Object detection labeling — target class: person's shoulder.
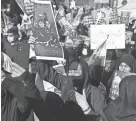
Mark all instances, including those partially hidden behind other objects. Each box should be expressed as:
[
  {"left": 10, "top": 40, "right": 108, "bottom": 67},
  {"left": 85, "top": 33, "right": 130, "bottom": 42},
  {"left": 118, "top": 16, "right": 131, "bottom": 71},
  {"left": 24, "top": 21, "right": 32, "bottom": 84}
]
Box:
[
  {"left": 2, "top": 37, "right": 12, "bottom": 50},
  {"left": 20, "top": 37, "right": 30, "bottom": 46},
  {"left": 2, "top": 35, "right": 8, "bottom": 43}
]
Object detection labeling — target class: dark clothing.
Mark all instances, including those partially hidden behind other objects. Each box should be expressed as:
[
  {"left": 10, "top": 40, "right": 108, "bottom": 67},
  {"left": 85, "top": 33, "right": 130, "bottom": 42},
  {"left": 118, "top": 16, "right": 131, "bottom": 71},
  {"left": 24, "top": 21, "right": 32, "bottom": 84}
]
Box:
[
  {"left": 89, "top": 65, "right": 104, "bottom": 87},
  {"left": 1, "top": 86, "right": 18, "bottom": 121},
  {"left": 3, "top": 37, "right": 30, "bottom": 70},
  {"left": 1, "top": 85, "right": 34, "bottom": 121},
  {"left": 73, "top": 58, "right": 90, "bottom": 89},
  {"left": 116, "top": 54, "right": 136, "bottom": 73},
  {"left": 63, "top": 101, "right": 85, "bottom": 121},
  {"left": 104, "top": 75, "right": 136, "bottom": 121},
  {"left": 2, "top": 68, "right": 100, "bottom": 121},
  {"left": 102, "top": 70, "right": 113, "bottom": 92},
  {"left": 89, "top": 50, "right": 117, "bottom": 88},
  {"left": 107, "top": 54, "right": 136, "bottom": 99},
  {"left": 2, "top": 71, "right": 30, "bottom": 113},
  {"left": 37, "top": 58, "right": 90, "bottom": 95},
  {"left": 2, "top": 70, "right": 66, "bottom": 121},
  {"left": 108, "top": 54, "right": 136, "bottom": 84},
  {"left": 85, "top": 84, "right": 106, "bottom": 117},
  {"left": 37, "top": 60, "right": 73, "bottom": 91},
  {"left": 9, "top": 0, "right": 23, "bottom": 24}
]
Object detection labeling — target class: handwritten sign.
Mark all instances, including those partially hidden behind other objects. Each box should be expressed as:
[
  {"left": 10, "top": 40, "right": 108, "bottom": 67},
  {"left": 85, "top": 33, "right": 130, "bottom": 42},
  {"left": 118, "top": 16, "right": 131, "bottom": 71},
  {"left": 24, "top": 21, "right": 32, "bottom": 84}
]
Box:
[
  {"left": 90, "top": 24, "right": 125, "bottom": 49},
  {"left": 33, "top": 0, "right": 64, "bottom": 60}
]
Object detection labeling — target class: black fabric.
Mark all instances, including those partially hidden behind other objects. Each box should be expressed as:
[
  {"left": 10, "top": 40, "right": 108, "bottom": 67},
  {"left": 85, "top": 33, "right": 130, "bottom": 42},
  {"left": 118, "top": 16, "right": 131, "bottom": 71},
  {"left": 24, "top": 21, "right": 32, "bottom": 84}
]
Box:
[
  {"left": 1, "top": 34, "right": 5, "bottom": 53},
  {"left": 64, "top": 101, "right": 85, "bottom": 121},
  {"left": 102, "top": 70, "right": 113, "bottom": 92},
  {"left": 27, "top": 91, "right": 65, "bottom": 121},
  {"left": 107, "top": 54, "right": 136, "bottom": 100},
  {"left": 1, "top": 85, "right": 34, "bottom": 121},
  {"left": 85, "top": 84, "right": 106, "bottom": 117},
  {"left": 116, "top": 54, "right": 136, "bottom": 73},
  {"left": 3, "top": 38, "right": 30, "bottom": 70},
  {"left": 104, "top": 75, "right": 136, "bottom": 121},
  {"left": 2, "top": 70, "right": 65, "bottom": 121},
  {"left": 41, "top": 91, "right": 64, "bottom": 121},
  {"left": 38, "top": 58, "right": 90, "bottom": 94},
  {"left": 9, "top": 0, "right": 23, "bottom": 24},
  {"left": 7, "top": 26, "right": 18, "bottom": 34},
  {"left": 37, "top": 57, "right": 90, "bottom": 96},
  {"left": 61, "top": 79, "right": 76, "bottom": 103},
  {"left": 2, "top": 78, "right": 29, "bottom": 113},
  {"left": 89, "top": 65, "right": 104, "bottom": 87},
  {"left": 37, "top": 60, "right": 73, "bottom": 91},
  {"left": 65, "top": 58, "right": 90, "bottom": 92},
  {"left": 64, "top": 101, "right": 99, "bottom": 121},
  {"left": 1, "top": 86, "right": 18, "bottom": 121},
  {"left": 17, "top": 108, "right": 34, "bottom": 121},
  {"left": 2, "top": 70, "right": 99, "bottom": 121},
  {"left": 76, "top": 23, "right": 88, "bottom": 36},
  {"left": 64, "top": 59, "right": 84, "bottom": 94}
]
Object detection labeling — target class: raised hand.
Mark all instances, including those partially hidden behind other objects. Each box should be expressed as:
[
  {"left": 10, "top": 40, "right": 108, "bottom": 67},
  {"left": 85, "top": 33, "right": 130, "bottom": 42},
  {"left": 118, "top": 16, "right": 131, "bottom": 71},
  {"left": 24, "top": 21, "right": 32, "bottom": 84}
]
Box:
[
  {"left": 75, "top": 89, "right": 91, "bottom": 114},
  {"left": 28, "top": 35, "right": 36, "bottom": 44}
]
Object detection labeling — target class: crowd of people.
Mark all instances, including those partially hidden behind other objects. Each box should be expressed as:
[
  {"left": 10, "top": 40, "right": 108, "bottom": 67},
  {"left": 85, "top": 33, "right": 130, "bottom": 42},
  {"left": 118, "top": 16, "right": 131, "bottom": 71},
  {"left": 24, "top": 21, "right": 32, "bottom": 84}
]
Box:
[{"left": 1, "top": 0, "right": 136, "bottom": 121}]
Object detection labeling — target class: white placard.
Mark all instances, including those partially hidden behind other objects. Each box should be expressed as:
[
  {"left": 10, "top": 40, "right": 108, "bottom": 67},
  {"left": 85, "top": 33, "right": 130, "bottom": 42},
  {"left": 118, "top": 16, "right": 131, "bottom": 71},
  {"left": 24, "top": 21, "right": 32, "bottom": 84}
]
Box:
[{"left": 90, "top": 24, "right": 125, "bottom": 49}]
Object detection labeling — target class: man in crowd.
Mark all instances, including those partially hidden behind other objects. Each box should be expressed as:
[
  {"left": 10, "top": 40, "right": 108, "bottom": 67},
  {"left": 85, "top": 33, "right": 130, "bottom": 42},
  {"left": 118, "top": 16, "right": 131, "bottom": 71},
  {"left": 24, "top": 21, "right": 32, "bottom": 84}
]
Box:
[
  {"left": 2, "top": 23, "right": 64, "bottom": 121},
  {"left": 3, "top": 25, "right": 30, "bottom": 70}
]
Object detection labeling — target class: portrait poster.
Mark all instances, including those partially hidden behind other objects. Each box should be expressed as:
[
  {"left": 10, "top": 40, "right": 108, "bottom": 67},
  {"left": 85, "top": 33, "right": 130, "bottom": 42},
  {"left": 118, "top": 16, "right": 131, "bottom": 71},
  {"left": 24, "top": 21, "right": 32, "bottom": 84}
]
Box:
[
  {"left": 90, "top": 24, "right": 125, "bottom": 49},
  {"left": 33, "top": 0, "right": 64, "bottom": 61}
]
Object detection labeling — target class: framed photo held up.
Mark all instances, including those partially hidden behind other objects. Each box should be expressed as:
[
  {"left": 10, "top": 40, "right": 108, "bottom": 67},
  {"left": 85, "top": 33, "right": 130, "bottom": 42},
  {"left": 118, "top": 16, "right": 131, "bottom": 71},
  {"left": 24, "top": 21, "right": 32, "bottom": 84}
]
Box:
[{"left": 33, "top": 0, "right": 64, "bottom": 61}]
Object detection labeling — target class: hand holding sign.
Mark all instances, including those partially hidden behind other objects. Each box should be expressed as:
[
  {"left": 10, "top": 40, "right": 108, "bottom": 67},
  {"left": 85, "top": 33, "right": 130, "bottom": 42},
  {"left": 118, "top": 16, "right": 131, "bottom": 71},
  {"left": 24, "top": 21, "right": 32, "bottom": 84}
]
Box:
[{"left": 28, "top": 35, "right": 36, "bottom": 44}]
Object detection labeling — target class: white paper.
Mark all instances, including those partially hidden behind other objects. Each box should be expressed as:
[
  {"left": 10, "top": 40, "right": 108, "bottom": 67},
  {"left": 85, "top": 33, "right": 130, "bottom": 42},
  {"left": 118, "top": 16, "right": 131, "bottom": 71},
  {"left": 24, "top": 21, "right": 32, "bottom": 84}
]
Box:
[{"left": 90, "top": 24, "right": 125, "bottom": 49}]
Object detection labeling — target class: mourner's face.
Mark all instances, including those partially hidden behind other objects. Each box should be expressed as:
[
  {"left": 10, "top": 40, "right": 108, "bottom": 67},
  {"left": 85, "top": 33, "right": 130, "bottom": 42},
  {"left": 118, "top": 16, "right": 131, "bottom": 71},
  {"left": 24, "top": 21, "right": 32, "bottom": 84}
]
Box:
[
  {"left": 38, "top": 21, "right": 44, "bottom": 28},
  {"left": 31, "top": 60, "right": 37, "bottom": 74},
  {"left": 119, "top": 62, "right": 131, "bottom": 73},
  {"left": 7, "top": 33, "right": 17, "bottom": 43}
]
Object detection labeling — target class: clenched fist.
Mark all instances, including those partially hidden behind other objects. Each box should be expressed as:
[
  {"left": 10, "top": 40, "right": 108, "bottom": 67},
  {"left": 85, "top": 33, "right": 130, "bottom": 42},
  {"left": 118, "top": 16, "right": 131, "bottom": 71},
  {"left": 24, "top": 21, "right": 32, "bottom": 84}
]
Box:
[{"left": 28, "top": 35, "right": 36, "bottom": 44}]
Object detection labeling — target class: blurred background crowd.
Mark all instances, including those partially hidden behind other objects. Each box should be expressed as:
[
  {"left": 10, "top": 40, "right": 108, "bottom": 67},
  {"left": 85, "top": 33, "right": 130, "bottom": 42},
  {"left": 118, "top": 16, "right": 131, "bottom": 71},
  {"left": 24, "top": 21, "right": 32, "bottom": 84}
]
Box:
[{"left": 1, "top": 0, "right": 136, "bottom": 121}]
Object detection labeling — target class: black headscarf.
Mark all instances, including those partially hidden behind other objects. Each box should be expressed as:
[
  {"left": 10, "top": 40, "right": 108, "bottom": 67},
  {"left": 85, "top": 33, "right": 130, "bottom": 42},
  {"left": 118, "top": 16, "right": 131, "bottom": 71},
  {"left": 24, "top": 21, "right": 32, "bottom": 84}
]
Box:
[
  {"left": 108, "top": 54, "right": 136, "bottom": 92},
  {"left": 104, "top": 75, "right": 136, "bottom": 121},
  {"left": 64, "top": 58, "right": 90, "bottom": 94},
  {"left": 116, "top": 54, "right": 136, "bottom": 73}
]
